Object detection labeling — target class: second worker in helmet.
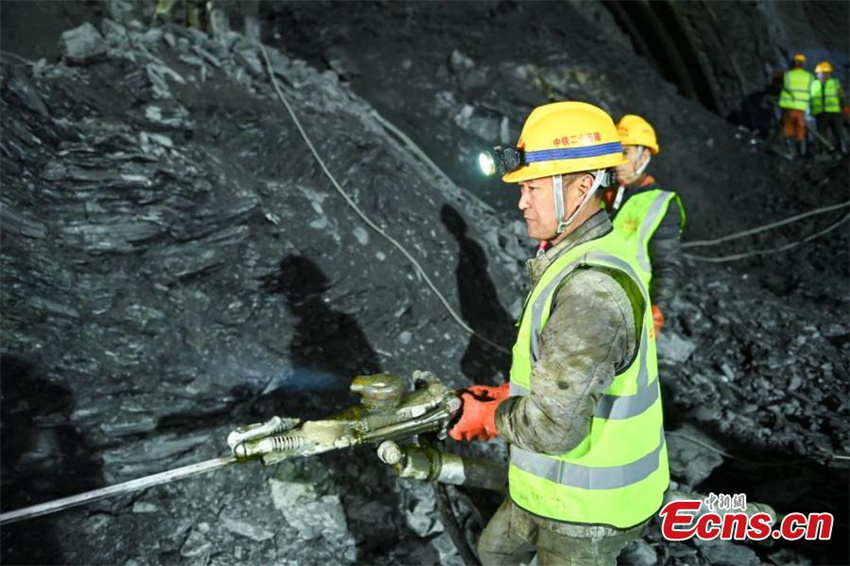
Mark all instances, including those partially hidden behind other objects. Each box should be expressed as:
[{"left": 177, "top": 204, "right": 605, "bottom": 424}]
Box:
[{"left": 604, "top": 115, "right": 686, "bottom": 336}]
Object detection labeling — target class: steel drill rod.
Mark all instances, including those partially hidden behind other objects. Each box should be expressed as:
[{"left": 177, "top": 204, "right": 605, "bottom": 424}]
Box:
[{"left": 0, "top": 455, "right": 239, "bottom": 525}]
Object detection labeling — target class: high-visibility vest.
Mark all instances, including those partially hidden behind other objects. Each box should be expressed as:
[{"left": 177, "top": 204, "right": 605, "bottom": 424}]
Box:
[
  {"left": 508, "top": 229, "right": 669, "bottom": 529},
  {"left": 811, "top": 78, "right": 843, "bottom": 115},
  {"left": 779, "top": 68, "right": 814, "bottom": 111},
  {"left": 610, "top": 189, "right": 685, "bottom": 291}
]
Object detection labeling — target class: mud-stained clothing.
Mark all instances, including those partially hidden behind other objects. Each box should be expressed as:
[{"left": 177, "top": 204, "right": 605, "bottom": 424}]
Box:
[
  {"left": 495, "top": 210, "right": 640, "bottom": 455},
  {"left": 487, "top": 210, "right": 647, "bottom": 563},
  {"left": 478, "top": 498, "right": 645, "bottom": 566}
]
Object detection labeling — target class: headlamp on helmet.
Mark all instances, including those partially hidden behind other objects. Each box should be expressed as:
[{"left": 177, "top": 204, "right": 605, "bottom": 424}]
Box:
[{"left": 478, "top": 146, "right": 525, "bottom": 177}]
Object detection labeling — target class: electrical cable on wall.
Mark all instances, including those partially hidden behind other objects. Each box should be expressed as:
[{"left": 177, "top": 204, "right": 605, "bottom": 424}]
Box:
[{"left": 258, "top": 44, "right": 510, "bottom": 356}]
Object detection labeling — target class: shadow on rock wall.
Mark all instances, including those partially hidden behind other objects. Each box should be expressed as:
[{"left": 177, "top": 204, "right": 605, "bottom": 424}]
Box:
[
  {"left": 259, "top": 255, "right": 411, "bottom": 562},
  {"left": 0, "top": 354, "right": 104, "bottom": 565},
  {"left": 442, "top": 205, "right": 514, "bottom": 386},
  {"left": 257, "top": 255, "right": 382, "bottom": 418}
]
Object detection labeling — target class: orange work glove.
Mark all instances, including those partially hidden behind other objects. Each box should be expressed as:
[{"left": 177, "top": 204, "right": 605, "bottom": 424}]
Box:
[
  {"left": 466, "top": 382, "right": 510, "bottom": 402},
  {"left": 449, "top": 391, "right": 502, "bottom": 442},
  {"left": 652, "top": 305, "right": 665, "bottom": 335}
]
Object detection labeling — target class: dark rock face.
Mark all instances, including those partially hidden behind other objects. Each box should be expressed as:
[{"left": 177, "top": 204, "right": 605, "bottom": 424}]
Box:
[
  {"left": 1, "top": 8, "right": 522, "bottom": 563},
  {"left": 1, "top": 355, "right": 105, "bottom": 565},
  {"left": 267, "top": 1, "right": 847, "bottom": 242},
  {"left": 664, "top": 1, "right": 849, "bottom": 119},
  {"left": 1, "top": 1, "right": 847, "bottom": 565}
]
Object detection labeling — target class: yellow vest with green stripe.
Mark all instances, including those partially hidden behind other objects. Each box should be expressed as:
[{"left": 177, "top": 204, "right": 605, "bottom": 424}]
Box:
[
  {"left": 811, "top": 78, "right": 843, "bottom": 115},
  {"left": 611, "top": 189, "right": 685, "bottom": 291},
  {"left": 508, "top": 230, "right": 669, "bottom": 529},
  {"left": 779, "top": 68, "right": 814, "bottom": 111}
]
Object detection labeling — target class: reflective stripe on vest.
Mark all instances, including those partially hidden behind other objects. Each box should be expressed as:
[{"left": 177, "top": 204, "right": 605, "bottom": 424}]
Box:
[
  {"left": 514, "top": 255, "right": 659, "bottom": 421},
  {"left": 779, "top": 69, "right": 814, "bottom": 111},
  {"left": 508, "top": 233, "right": 669, "bottom": 528},
  {"left": 610, "top": 190, "right": 684, "bottom": 290},
  {"left": 512, "top": 328, "right": 660, "bottom": 422},
  {"left": 510, "top": 427, "right": 666, "bottom": 490},
  {"left": 635, "top": 192, "right": 673, "bottom": 274},
  {"left": 811, "top": 78, "right": 843, "bottom": 115}
]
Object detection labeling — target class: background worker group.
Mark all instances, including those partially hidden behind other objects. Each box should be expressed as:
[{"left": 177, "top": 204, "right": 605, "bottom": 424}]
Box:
[{"left": 779, "top": 53, "right": 848, "bottom": 157}]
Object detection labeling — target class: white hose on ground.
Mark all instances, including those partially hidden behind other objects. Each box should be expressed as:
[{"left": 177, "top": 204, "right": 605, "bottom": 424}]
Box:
[
  {"left": 684, "top": 213, "right": 849, "bottom": 263},
  {"left": 665, "top": 431, "right": 844, "bottom": 464},
  {"left": 683, "top": 201, "right": 849, "bottom": 248},
  {"left": 258, "top": 44, "right": 510, "bottom": 356}
]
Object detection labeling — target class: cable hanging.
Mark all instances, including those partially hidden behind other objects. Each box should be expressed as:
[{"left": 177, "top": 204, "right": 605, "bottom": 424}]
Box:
[{"left": 258, "top": 45, "right": 510, "bottom": 355}]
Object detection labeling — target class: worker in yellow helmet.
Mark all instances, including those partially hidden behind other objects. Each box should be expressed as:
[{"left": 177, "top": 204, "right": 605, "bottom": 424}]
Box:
[
  {"left": 605, "top": 115, "right": 685, "bottom": 336},
  {"left": 447, "top": 102, "right": 668, "bottom": 563},
  {"left": 811, "top": 61, "right": 848, "bottom": 156},
  {"left": 778, "top": 53, "right": 814, "bottom": 158}
]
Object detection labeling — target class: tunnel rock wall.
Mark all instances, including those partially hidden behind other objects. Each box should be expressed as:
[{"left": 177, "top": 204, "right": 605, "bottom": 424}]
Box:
[
  {"left": 607, "top": 0, "right": 849, "bottom": 119},
  {"left": 1, "top": 17, "right": 523, "bottom": 563}
]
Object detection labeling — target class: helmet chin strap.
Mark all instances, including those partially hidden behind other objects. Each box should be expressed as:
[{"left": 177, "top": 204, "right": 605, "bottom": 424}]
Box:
[
  {"left": 554, "top": 169, "right": 607, "bottom": 235},
  {"left": 619, "top": 147, "right": 651, "bottom": 187},
  {"left": 553, "top": 174, "right": 566, "bottom": 234}
]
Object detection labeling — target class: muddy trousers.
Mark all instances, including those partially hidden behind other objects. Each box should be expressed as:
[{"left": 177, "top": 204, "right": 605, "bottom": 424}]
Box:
[{"left": 477, "top": 499, "right": 646, "bottom": 566}]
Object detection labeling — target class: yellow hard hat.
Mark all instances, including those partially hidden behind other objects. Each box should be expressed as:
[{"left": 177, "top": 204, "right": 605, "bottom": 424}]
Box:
[
  {"left": 793, "top": 53, "right": 806, "bottom": 63},
  {"left": 616, "top": 114, "right": 660, "bottom": 155},
  {"left": 502, "top": 101, "right": 627, "bottom": 184},
  {"left": 815, "top": 61, "right": 833, "bottom": 74}
]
